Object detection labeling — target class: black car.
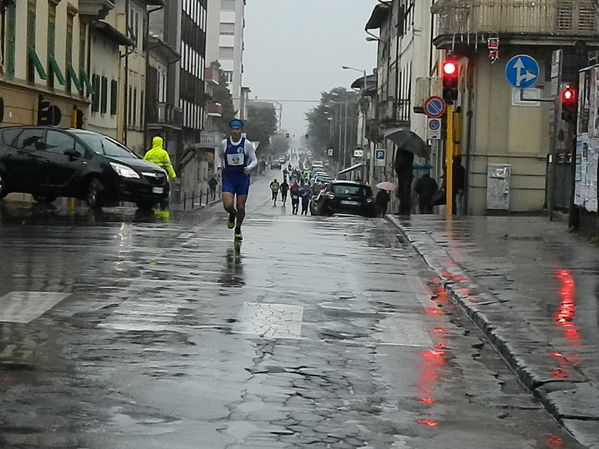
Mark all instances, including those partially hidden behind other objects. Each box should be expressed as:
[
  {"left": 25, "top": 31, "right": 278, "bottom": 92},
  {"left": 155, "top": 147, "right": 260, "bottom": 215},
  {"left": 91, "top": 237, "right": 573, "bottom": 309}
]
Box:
[
  {"left": 311, "top": 181, "right": 376, "bottom": 217},
  {"left": 0, "top": 127, "right": 169, "bottom": 209}
]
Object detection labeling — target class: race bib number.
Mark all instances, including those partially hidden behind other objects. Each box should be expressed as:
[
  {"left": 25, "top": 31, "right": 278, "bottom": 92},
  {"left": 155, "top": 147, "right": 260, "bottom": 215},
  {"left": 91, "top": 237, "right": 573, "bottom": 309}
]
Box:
[{"left": 227, "top": 153, "right": 245, "bottom": 166}]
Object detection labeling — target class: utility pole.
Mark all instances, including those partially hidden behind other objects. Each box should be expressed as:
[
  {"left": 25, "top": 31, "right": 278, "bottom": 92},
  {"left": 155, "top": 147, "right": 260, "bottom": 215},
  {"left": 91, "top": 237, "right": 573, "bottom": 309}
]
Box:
[{"left": 445, "top": 104, "right": 454, "bottom": 216}]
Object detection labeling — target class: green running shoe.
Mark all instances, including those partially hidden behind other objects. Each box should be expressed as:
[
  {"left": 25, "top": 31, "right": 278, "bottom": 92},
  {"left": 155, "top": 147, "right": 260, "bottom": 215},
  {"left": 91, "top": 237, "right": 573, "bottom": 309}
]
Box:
[
  {"left": 227, "top": 212, "right": 236, "bottom": 229},
  {"left": 234, "top": 229, "right": 243, "bottom": 241}
]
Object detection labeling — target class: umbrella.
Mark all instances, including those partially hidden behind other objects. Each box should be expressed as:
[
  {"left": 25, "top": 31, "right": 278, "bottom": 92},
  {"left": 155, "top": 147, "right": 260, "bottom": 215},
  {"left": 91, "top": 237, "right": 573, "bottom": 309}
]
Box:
[
  {"left": 376, "top": 181, "right": 396, "bottom": 191},
  {"left": 383, "top": 128, "right": 428, "bottom": 157}
]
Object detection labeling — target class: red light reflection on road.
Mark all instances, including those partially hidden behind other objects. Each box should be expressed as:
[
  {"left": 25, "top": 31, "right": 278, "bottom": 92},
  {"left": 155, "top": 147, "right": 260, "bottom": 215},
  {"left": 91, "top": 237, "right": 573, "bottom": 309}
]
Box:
[
  {"left": 554, "top": 269, "right": 581, "bottom": 347},
  {"left": 547, "top": 434, "right": 563, "bottom": 447},
  {"left": 416, "top": 419, "right": 439, "bottom": 427}
]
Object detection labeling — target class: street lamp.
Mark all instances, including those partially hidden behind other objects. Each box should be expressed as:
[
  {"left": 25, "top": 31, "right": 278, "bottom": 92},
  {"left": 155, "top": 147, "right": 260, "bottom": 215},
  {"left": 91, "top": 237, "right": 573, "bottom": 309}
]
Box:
[{"left": 330, "top": 92, "right": 349, "bottom": 172}]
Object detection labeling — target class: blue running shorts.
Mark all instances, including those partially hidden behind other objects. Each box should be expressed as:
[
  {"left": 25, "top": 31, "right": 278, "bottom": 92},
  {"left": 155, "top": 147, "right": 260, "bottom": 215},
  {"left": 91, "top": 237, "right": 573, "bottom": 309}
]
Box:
[{"left": 222, "top": 175, "right": 250, "bottom": 195}]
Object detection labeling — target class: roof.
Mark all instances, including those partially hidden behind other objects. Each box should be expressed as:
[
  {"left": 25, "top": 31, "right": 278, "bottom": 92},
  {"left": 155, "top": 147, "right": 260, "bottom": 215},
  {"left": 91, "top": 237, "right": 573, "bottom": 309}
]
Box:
[
  {"left": 92, "top": 21, "right": 134, "bottom": 46},
  {"left": 350, "top": 73, "right": 377, "bottom": 90},
  {"left": 365, "top": 2, "right": 391, "bottom": 30}
]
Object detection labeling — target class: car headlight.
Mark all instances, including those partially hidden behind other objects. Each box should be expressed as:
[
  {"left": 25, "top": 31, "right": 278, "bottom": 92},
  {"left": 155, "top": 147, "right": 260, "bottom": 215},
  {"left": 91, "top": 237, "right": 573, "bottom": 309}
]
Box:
[{"left": 110, "top": 162, "right": 140, "bottom": 179}]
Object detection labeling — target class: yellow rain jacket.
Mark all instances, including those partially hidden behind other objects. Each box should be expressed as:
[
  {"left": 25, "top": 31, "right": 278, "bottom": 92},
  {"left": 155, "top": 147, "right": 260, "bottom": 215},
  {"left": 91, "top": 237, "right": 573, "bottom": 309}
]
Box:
[{"left": 144, "top": 137, "right": 177, "bottom": 178}]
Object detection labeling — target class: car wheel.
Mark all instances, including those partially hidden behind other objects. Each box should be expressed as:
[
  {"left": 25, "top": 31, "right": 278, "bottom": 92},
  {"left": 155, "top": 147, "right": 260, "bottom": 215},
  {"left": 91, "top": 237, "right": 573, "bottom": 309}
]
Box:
[
  {"left": 86, "top": 178, "right": 104, "bottom": 208},
  {"left": 0, "top": 172, "right": 6, "bottom": 199},
  {"left": 33, "top": 194, "right": 57, "bottom": 204},
  {"left": 136, "top": 201, "right": 155, "bottom": 210}
]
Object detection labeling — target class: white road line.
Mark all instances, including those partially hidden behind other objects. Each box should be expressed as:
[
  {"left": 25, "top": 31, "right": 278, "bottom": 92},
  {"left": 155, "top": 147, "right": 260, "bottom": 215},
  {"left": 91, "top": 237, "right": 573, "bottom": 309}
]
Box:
[
  {"left": 177, "top": 232, "right": 194, "bottom": 239},
  {"left": 234, "top": 302, "right": 304, "bottom": 339},
  {"left": 376, "top": 314, "right": 434, "bottom": 347},
  {"left": 0, "top": 291, "right": 71, "bottom": 323}
]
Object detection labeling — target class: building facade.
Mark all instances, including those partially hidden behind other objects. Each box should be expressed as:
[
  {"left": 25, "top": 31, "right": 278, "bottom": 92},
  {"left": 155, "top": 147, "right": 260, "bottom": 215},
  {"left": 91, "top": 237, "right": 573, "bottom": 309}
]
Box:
[
  {"left": 0, "top": 0, "right": 94, "bottom": 130},
  {"left": 206, "top": 0, "right": 244, "bottom": 116}
]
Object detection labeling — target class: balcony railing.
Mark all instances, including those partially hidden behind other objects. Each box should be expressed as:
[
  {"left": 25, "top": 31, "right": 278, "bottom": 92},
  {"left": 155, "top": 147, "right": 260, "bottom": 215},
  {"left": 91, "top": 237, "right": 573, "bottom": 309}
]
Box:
[
  {"left": 200, "top": 131, "right": 225, "bottom": 145},
  {"left": 147, "top": 102, "right": 183, "bottom": 129},
  {"left": 432, "top": 0, "right": 598, "bottom": 38}
]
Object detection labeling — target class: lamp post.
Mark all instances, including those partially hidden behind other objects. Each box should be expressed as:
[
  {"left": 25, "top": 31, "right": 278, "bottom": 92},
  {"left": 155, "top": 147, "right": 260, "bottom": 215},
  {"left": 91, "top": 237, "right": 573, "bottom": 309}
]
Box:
[
  {"left": 342, "top": 65, "right": 368, "bottom": 182},
  {"left": 330, "top": 92, "right": 349, "bottom": 173}
]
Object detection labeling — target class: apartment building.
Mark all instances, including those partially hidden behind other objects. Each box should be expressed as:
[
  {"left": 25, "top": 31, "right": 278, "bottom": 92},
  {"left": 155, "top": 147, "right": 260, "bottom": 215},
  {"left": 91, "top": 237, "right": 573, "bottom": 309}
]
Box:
[
  {"left": 206, "top": 0, "right": 245, "bottom": 115},
  {"left": 0, "top": 0, "right": 93, "bottom": 129}
]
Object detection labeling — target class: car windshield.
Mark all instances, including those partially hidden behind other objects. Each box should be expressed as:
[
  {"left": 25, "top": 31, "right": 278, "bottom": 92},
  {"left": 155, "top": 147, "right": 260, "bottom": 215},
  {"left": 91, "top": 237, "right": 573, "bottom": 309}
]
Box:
[
  {"left": 73, "top": 132, "right": 137, "bottom": 158},
  {"left": 332, "top": 184, "right": 372, "bottom": 197}
]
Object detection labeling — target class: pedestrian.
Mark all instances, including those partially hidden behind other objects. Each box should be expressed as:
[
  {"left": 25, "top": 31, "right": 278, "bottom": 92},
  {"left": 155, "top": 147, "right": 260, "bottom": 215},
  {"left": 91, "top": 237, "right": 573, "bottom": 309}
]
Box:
[
  {"left": 216, "top": 119, "right": 258, "bottom": 242},
  {"left": 300, "top": 185, "right": 311, "bottom": 215},
  {"left": 375, "top": 189, "right": 390, "bottom": 217},
  {"left": 270, "top": 178, "right": 280, "bottom": 206},
  {"left": 280, "top": 180, "right": 289, "bottom": 205},
  {"left": 394, "top": 148, "right": 414, "bottom": 215},
  {"left": 415, "top": 172, "right": 439, "bottom": 214},
  {"left": 208, "top": 174, "right": 218, "bottom": 201},
  {"left": 452, "top": 155, "right": 466, "bottom": 215},
  {"left": 144, "top": 135, "right": 177, "bottom": 210}
]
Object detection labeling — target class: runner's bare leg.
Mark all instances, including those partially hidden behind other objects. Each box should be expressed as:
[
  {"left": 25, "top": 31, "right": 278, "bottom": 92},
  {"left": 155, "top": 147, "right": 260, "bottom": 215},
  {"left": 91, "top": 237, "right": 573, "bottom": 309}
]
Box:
[{"left": 236, "top": 194, "right": 247, "bottom": 228}]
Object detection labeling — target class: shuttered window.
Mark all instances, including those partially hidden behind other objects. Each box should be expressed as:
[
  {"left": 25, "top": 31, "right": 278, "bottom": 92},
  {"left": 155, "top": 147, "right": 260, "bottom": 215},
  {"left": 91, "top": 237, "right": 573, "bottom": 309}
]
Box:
[{"left": 110, "top": 80, "right": 118, "bottom": 116}]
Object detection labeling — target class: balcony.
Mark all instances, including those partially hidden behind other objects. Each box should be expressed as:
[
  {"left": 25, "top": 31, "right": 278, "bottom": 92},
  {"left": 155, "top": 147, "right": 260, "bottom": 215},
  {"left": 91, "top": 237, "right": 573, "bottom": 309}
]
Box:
[
  {"left": 147, "top": 102, "right": 183, "bottom": 129},
  {"left": 200, "top": 131, "right": 225, "bottom": 145},
  {"left": 78, "top": 0, "right": 115, "bottom": 19},
  {"left": 432, "top": 0, "right": 598, "bottom": 48},
  {"left": 206, "top": 103, "right": 222, "bottom": 117}
]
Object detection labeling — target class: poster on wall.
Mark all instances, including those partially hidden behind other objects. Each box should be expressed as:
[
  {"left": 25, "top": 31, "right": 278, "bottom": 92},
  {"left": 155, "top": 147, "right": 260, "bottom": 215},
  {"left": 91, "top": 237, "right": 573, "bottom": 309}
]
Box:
[
  {"left": 574, "top": 134, "right": 599, "bottom": 212},
  {"left": 592, "top": 68, "right": 599, "bottom": 138}
]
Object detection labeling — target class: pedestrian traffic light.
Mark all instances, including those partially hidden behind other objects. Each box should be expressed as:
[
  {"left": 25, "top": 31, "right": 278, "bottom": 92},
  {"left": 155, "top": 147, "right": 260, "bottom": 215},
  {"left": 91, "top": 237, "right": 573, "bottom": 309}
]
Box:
[
  {"left": 561, "top": 85, "right": 577, "bottom": 123},
  {"left": 442, "top": 58, "right": 459, "bottom": 103}
]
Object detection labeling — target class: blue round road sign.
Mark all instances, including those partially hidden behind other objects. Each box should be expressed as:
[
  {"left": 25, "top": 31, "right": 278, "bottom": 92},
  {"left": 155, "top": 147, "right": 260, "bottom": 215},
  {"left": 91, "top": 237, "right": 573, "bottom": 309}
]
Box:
[
  {"left": 424, "top": 96, "right": 447, "bottom": 118},
  {"left": 505, "top": 54, "right": 539, "bottom": 89}
]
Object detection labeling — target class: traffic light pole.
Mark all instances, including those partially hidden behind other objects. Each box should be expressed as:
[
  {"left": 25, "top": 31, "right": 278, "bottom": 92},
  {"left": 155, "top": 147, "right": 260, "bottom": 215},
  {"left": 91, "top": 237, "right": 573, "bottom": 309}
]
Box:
[{"left": 445, "top": 105, "right": 454, "bottom": 216}]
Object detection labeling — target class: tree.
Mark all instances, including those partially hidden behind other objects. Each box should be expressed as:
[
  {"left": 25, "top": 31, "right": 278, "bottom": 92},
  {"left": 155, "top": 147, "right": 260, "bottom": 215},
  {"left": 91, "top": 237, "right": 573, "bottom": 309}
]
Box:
[
  {"left": 305, "top": 88, "right": 359, "bottom": 165},
  {"left": 245, "top": 103, "right": 277, "bottom": 152},
  {"left": 208, "top": 61, "right": 237, "bottom": 133},
  {"left": 271, "top": 133, "right": 290, "bottom": 158}
]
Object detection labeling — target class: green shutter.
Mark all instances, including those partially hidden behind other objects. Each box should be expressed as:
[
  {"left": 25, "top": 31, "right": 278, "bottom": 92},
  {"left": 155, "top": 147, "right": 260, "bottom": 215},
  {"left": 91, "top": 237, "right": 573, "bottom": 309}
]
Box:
[
  {"left": 67, "top": 64, "right": 83, "bottom": 91},
  {"left": 28, "top": 47, "right": 48, "bottom": 80},
  {"left": 6, "top": 4, "right": 15, "bottom": 79},
  {"left": 49, "top": 56, "right": 66, "bottom": 86}
]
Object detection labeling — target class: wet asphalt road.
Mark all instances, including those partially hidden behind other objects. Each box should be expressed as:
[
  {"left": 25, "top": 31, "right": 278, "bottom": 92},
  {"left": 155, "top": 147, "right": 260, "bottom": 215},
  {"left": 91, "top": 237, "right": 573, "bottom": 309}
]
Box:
[{"left": 0, "top": 173, "right": 586, "bottom": 448}]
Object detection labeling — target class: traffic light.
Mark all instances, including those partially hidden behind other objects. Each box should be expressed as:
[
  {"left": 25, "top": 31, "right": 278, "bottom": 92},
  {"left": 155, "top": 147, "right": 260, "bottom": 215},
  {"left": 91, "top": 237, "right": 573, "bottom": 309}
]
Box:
[
  {"left": 441, "top": 58, "right": 459, "bottom": 103},
  {"left": 561, "top": 85, "right": 577, "bottom": 123},
  {"left": 37, "top": 95, "right": 61, "bottom": 126}
]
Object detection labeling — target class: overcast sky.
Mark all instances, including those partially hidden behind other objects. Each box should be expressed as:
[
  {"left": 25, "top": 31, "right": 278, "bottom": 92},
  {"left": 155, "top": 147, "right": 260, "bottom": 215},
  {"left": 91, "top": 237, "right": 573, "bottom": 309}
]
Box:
[{"left": 244, "top": 0, "right": 379, "bottom": 139}]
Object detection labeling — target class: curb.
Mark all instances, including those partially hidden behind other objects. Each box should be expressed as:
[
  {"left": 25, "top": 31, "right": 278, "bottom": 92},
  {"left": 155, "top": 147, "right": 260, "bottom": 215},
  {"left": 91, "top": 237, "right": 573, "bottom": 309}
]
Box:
[{"left": 387, "top": 216, "right": 599, "bottom": 448}]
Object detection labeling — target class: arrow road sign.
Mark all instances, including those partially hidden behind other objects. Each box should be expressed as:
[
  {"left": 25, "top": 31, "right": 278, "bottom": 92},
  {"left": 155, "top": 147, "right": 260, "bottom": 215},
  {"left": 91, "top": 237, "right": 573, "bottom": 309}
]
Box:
[
  {"left": 505, "top": 55, "right": 539, "bottom": 89},
  {"left": 424, "top": 96, "right": 447, "bottom": 118}
]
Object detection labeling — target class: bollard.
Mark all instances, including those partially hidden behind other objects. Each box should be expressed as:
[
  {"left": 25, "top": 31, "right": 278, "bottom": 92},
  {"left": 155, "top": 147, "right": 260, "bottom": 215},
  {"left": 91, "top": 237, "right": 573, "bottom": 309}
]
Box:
[{"left": 183, "top": 193, "right": 187, "bottom": 210}]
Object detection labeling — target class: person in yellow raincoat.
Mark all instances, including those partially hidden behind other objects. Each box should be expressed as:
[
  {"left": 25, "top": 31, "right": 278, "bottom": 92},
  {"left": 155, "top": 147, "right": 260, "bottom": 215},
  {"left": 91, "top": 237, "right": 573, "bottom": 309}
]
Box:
[
  {"left": 144, "top": 136, "right": 177, "bottom": 178},
  {"left": 144, "top": 136, "right": 176, "bottom": 210}
]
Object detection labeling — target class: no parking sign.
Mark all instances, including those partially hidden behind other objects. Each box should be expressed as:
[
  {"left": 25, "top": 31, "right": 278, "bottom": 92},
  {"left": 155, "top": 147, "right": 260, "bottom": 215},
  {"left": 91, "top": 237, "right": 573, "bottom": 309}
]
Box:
[{"left": 427, "top": 118, "right": 442, "bottom": 140}]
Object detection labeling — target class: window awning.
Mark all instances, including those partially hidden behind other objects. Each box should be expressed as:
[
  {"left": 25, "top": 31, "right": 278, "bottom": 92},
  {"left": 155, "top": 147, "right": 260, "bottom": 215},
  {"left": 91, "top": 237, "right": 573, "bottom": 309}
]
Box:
[
  {"left": 67, "top": 64, "right": 83, "bottom": 91},
  {"left": 49, "top": 55, "right": 66, "bottom": 86},
  {"left": 365, "top": 2, "right": 391, "bottom": 30},
  {"left": 338, "top": 162, "right": 365, "bottom": 175},
  {"left": 28, "top": 47, "right": 47, "bottom": 80},
  {"left": 80, "top": 69, "right": 94, "bottom": 96}
]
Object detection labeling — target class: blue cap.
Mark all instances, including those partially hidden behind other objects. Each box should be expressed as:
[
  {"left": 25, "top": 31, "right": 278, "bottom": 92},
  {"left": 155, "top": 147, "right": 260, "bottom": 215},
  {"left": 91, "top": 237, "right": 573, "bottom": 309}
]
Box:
[{"left": 229, "top": 119, "right": 245, "bottom": 129}]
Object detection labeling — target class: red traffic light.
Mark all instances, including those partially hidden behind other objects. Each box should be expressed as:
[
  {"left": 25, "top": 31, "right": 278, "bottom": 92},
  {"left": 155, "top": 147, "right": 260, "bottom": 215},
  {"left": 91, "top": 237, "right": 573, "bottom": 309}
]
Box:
[
  {"left": 561, "top": 86, "right": 577, "bottom": 108},
  {"left": 442, "top": 60, "right": 458, "bottom": 77}
]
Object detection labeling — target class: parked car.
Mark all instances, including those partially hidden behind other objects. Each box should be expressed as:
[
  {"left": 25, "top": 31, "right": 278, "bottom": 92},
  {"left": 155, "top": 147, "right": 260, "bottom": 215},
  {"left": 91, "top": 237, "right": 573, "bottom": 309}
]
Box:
[
  {"left": 311, "top": 181, "right": 376, "bottom": 217},
  {"left": 0, "top": 127, "right": 170, "bottom": 209}
]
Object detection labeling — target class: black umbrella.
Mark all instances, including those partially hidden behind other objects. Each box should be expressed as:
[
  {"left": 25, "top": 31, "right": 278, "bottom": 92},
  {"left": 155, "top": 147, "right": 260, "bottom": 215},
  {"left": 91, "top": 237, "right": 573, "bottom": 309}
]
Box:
[{"left": 383, "top": 128, "right": 428, "bottom": 158}]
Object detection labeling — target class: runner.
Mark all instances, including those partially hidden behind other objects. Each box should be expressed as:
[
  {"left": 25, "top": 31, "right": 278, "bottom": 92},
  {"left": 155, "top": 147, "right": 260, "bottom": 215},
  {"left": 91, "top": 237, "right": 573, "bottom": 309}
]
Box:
[
  {"left": 280, "top": 179, "right": 289, "bottom": 206},
  {"left": 270, "top": 178, "right": 280, "bottom": 206},
  {"left": 216, "top": 119, "right": 258, "bottom": 242}
]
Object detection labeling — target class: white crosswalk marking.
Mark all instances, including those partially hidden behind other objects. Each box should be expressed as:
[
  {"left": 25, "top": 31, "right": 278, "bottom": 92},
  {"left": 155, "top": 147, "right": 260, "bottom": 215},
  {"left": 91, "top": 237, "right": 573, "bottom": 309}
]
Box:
[
  {"left": 234, "top": 302, "right": 304, "bottom": 339},
  {"left": 0, "top": 291, "right": 71, "bottom": 323}
]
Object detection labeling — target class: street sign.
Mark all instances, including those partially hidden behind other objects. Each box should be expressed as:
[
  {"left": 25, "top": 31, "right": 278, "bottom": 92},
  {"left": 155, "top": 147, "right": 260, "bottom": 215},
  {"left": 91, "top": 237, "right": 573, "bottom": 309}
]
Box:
[
  {"left": 375, "top": 148, "right": 386, "bottom": 167},
  {"left": 505, "top": 54, "right": 539, "bottom": 89},
  {"left": 354, "top": 149, "right": 364, "bottom": 157},
  {"left": 424, "top": 96, "right": 447, "bottom": 118},
  {"left": 427, "top": 117, "right": 442, "bottom": 140},
  {"left": 327, "top": 148, "right": 333, "bottom": 156}
]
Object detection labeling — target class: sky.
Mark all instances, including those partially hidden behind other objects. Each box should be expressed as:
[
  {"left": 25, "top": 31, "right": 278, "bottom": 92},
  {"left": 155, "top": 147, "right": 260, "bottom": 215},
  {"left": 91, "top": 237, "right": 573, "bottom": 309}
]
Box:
[{"left": 244, "top": 0, "right": 380, "bottom": 140}]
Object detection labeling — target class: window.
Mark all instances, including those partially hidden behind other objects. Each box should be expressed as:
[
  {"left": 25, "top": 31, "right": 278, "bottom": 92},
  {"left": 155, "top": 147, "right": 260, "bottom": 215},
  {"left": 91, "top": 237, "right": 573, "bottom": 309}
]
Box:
[
  {"left": 110, "top": 80, "right": 118, "bottom": 115},
  {"left": 14, "top": 129, "right": 45, "bottom": 151},
  {"left": 133, "top": 87, "right": 137, "bottom": 127},
  {"left": 140, "top": 90, "right": 144, "bottom": 128},
  {"left": 91, "top": 74, "right": 100, "bottom": 112},
  {"left": 220, "top": 23, "right": 235, "bottom": 35},
  {"left": 223, "top": 71, "right": 233, "bottom": 83},
  {"left": 26, "top": 0, "right": 36, "bottom": 83},
  {"left": 47, "top": 2, "right": 56, "bottom": 89},
  {"left": 219, "top": 46, "right": 234, "bottom": 59},
  {"left": 221, "top": 0, "right": 235, "bottom": 11},
  {"left": 5, "top": 3, "right": 15, "bottom": 79},
  {"left": 66, "top": 14, "right": 74, "bottom": 93},
  {"left": 101, "top": 76, "right": 108, "bottom": 114},
  {"left": 45, "top": 130, "right": 75, "bottom": 155},
  {"left": 73, "top": 133, "right": 136, "bottom": 158}
]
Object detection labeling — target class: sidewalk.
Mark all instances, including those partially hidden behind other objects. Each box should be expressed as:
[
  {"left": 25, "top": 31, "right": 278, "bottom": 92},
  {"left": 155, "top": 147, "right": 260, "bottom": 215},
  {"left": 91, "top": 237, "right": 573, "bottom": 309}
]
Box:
[{"left": 388, "top": 214, "right": 599, "bottom": 448}]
